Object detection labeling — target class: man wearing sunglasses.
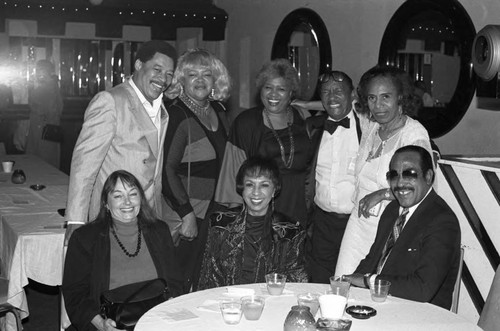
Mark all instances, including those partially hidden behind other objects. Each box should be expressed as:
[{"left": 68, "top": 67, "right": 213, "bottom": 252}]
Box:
[
  {"left": 306, "top": 70, "right": 362, "bottom": 283},
  {"left": 344, "top": 145, "right": 460, "bottom": 309}
]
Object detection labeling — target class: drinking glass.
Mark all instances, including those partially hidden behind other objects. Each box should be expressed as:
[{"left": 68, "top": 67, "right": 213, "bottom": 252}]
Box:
[
  {"left": 220, "top": 299, "right": 243, "bottom": 325},
  {"left": 241, "top": 295, "right": 265, "bottom": 320},
  {"left": 265, "top": 273, "right": 287, "bottom": 295},
  {"left": 370, "top": 279, "right": 391, "bottom": 302}
]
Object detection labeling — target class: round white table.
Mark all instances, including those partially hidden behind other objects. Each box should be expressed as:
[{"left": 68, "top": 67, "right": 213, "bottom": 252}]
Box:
[{"left": 135, "top": 283, "right": 481, "bottom": 331}]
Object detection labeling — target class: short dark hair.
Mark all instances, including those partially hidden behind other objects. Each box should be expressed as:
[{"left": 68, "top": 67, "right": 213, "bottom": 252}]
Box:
[
  {"left": 255, "top": 59, "right": 299, "bottom": 99},
  {"left": 235, "top": 157, "right": 281, "bottom": 197},
  {"left": 135, "top": 40, "right": 177, "bottom": 67},
  {"left": 357, "top": 65, "right": 420, "bottom": 117},
  {"left": 95, "top": 170, "right": 157, "bottom": 226},
  {"left": 393, "top": 145, "right": 434, "bottom": 181}
]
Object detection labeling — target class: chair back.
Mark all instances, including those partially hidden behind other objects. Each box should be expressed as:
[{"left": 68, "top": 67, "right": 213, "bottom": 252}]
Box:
[
  {"left": 478, "top": 265, "right": 500, "bottom": 331},
  {"left": 0, "top": 277, "right": 23, "bottom": 331},
  {"left": 450, "top": 247, "right": 464, "bottom": 313}
]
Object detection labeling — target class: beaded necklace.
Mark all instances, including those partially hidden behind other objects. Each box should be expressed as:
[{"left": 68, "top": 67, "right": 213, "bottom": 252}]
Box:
[
  {"left": 111, "top": 224, "right": 142, "bottom": 257},
  {"left": 179, "top": 92, "right": 211, "bottom": 117},
  {"left": 263, "top": 107, "right": 295, "bottom": 169}
]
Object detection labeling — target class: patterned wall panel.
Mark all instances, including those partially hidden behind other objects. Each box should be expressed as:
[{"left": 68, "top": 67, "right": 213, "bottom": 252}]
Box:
[{"left": 436, "top": 156, "right": 500, "bottom": 323}]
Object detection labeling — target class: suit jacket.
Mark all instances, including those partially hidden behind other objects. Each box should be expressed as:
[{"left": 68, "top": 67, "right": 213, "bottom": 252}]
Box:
[
  {"left": 65, "top": 80, "right": 168, "bottom": 223},
  {"left": 62, "top": 219, "right": 184, "bottom": 331},
  {"left": 304, "top": 111, "right": 362, "bottom": 212},
  {"left": 355, "top": 189, "right": 461, "bottom": 309}
]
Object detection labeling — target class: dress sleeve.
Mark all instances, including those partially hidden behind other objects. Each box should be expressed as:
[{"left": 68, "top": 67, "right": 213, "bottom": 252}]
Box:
[
  {"left": 162, "top": 106, "right": 194, "bottom": 218},
  {"left": 65, "top": 92, "right": 116, "bottom": 224},
  {"left": 62, "top": 230, "right": 101, "bottom": 331},
  {"left": 214, "top": 112, "right": 255, "bottom": 206}
]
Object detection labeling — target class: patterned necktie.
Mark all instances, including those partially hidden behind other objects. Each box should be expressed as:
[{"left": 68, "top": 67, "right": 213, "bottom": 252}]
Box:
[
  {"left": 377, "top": 208, "right": 409, "bottom": 274},
  {"left": 324, "top": 117, "right": 350, "bottom": 134}
]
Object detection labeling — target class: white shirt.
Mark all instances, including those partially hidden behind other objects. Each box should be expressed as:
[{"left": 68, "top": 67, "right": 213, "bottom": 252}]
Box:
[
  {"left": 129, "top": 77, "right": 163, "bottom": 147},
  {"left": 314, "top": 110, "right": 360, "bottom": 214}
]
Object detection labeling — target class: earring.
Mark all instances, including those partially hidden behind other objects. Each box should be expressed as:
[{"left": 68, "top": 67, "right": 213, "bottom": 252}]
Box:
[
  {"left": 271, "top": 196, "right": 275, "bottom": 213},
  {"left": 210, "top": 88, "right": 215, "bottom": 99}
]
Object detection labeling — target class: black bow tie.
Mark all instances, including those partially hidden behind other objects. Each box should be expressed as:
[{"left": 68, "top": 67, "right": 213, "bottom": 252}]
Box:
[{"left": 324, "top": 117, "right": 350, "bottom": 134}]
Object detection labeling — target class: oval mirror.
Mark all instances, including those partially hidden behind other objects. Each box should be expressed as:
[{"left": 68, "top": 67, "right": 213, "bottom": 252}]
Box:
[
  {"left": 271, "top": 8, "right": 332, "bottom": 100},
  {"left": 379, "top": 0, "right": 476, "bottom": 138}
]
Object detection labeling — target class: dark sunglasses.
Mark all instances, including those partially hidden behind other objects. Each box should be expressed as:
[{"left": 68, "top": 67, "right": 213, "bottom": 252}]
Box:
[
  {"left": 319, "top": 71, "right": 346, "bottom": 84},
  {"left": 386, "top": 169, "right": 420, "bottom": 181}
]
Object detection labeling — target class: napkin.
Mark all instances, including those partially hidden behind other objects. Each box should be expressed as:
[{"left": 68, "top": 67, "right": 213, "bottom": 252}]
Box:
[
  {"left": 154, "top": 307, "right": 199, "bottom": 323},
  {"left": 225, "top": 287, "right": 255, "bottom": 296},
  {"left": 197, "top": 299, "right": 221, "bottom": 313}
]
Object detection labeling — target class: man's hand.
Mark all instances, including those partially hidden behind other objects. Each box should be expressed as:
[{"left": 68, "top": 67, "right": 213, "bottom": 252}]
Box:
[
  {"left": 64, "top": 223, "right": 83, "bottom": 246},
  {"left": 179, "top": 212, "right": 198, "bottom": 241},
  {"left": 358, "top": 189, "right": 389, "bottom": 218},
  {"left": 342, "top": 273, "right": 366, "bottom": 288}
]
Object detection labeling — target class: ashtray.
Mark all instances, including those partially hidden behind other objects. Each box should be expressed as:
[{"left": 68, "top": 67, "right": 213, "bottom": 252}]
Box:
[
  {"left": 30, "top": 184, "right": 46, "bottom": 191},
  {"left": 346, "top": 305, "right": 377, "bottom": 319}
]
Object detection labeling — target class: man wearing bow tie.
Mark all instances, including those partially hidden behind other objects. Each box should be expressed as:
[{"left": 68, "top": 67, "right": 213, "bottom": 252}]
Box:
[
  {"left": 306, "top": 70, "right": 362, "bottom": 283},
  {"left": 344, "top": 146, "right": 460, "bottom": 309}
]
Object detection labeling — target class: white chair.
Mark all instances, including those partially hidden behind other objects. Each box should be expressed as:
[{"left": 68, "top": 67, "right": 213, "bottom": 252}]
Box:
[
  {"left": 450, "top": 247, "right": 464, "bottom": 313},
  {"left": 0, "top": 277, "right": 22, "bottom": 331},
  {"left": 478, "top": 265, "right": 500, "bottom": 331},
  {"left": 60, "top": 246, "right": 70, "bottom": 330}
]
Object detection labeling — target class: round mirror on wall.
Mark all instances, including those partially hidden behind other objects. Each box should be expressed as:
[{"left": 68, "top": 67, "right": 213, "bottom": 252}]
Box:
[
  {"left": 271, "top": 8, "right": 331, "bottom": 101},
  {"left": 379, "top": 0, "right": 476, "bottom": 138}
]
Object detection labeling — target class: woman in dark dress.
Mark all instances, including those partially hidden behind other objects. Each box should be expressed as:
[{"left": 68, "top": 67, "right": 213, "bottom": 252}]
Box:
[
  {"left": 162, "top": 49, "right": 231, "bottom": 292},
  {"left": 199, "top": 157, "right": 308, "bottom": 290},
  {"left": 215, "top": 59, "right": 313, "bottom": 226}
]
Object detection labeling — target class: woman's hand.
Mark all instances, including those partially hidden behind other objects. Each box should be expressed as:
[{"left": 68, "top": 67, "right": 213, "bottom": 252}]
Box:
[
  {"left": 358, "top": 189, "right": 391, "bottom": 218},
  {"left": 179, "top": 212, "right": 198, "bottom": 241},
  {"left": 91, "top": 315, "right": 121, "bottom": 331}
]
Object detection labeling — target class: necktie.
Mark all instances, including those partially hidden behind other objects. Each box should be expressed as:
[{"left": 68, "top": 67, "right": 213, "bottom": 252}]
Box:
[
  {"left": 323, "top": 117, "right": 350, "bottom": 134},
  {"left": 376, "top": 208, "right": 409, "bottom": 274}
]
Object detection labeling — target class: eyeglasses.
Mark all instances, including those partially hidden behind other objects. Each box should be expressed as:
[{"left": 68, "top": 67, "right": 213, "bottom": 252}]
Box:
[
  {"left": 386, "top": 169, "right": 420, "bottom": 182},
  {"left": 319, "top": 71, "right": 347, "bottom": 84}
]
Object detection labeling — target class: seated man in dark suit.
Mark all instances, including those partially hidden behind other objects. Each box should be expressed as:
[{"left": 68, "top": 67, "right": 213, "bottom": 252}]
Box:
[{"left": 344, "top": 145, "right": 461, "bottom": 309}]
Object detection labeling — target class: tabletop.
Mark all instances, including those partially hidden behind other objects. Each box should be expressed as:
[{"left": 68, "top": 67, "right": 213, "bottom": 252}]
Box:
[
  {"left": 0, "top": 154, "right": 68, "bottom": 331},
  {"left": 136, "top": 283, "right": 481, "bottom": 331}
]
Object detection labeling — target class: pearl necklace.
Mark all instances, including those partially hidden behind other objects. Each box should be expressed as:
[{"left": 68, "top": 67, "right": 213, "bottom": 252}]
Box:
[
  {"left": 263, "top": 107, "right": 295, "bottom": 169},
  {"left": 111, "top": 224, "right": 142, "bottom": 257},
  {"left": 179, "top": 92, "right": 211, "bottom": 117}
]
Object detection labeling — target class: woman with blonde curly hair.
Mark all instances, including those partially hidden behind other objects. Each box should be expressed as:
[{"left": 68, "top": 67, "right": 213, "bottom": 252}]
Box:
[{"left": 162, "top": 48, "right": 231, "bottom": 291}]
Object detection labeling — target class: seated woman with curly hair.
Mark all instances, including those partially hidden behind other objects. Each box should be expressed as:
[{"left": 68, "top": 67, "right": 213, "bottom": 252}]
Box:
[{"left": 198, "top": 156, "right": 308, "bottom": 290}]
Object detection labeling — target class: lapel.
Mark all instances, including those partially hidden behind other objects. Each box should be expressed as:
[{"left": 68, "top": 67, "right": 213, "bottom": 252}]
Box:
[
  {"left": 123, "top": 80, "right": 159, "bottom": 156},
  {"left": 396, "top": 190, "right": 437, "bottom": 244}
]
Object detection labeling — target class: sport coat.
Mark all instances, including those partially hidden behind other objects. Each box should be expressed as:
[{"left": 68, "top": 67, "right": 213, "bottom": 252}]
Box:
[
  {"left": 65, "top": 80, "right": 168, "bottom": 224},
  {"left": 355, "top": 189, "right": 461, "bottom": 309}
]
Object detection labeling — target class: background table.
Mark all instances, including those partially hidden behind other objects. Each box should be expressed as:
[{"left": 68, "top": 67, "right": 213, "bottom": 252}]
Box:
[
  {"left": 136, "top": 283, "right": 481, "bottom": 331},
  {"left": 0, "top": 154, "right": 68, "bottom": 331}
]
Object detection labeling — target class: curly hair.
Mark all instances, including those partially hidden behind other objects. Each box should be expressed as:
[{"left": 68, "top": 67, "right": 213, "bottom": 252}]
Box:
[
  {"left": 166, "top": 48, "right": 231, "bottom": 101},
  {"left": 357, "top": 65, "right": 420, "bottom": 118},
  {"left": 255, "top": 58, "right": 299, "bottom": 98}
]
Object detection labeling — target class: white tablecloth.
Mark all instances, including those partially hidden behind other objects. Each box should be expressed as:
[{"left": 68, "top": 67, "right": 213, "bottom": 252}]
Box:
[
  {"left": 0, "top": 154, "right": 68, "bottom": 331},
  {"left": 136, "top": 283, "right": 481, "bottom": 331}
]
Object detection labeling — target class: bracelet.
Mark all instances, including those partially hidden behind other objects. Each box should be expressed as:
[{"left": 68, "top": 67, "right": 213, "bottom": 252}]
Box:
[
  {"left": 363, "top": 273, "right": 371, "bottom": 288},
  {"left": 384, "top": 189, "right": 391, "bottom": 200}
]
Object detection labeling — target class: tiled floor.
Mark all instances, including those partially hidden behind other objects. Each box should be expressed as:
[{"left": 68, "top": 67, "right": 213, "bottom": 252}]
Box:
[{"left": 22, "top": 281, "right": 59, "bottom": 331}]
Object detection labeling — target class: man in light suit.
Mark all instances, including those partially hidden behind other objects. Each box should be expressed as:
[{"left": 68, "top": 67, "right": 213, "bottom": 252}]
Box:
[
  {"left": 305, "top": 70, "right": 361, "bottom": 283},
  {"left": 344, "top": 145, "right": 460, "bottom": 309},
  {"left": 64, "top": 41, "right": 177, "bottom": 241}
]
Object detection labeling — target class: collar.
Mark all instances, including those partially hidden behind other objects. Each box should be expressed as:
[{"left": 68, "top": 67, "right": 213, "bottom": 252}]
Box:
[
  {"left": 327, "top": 108, "right": 354, "bottom": 123},
  {"left": 129, "top": 77, "right": 163, "bottom": 111},
  {"left": 400, "top": 187, "right": 433, "bottom": 221}
]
